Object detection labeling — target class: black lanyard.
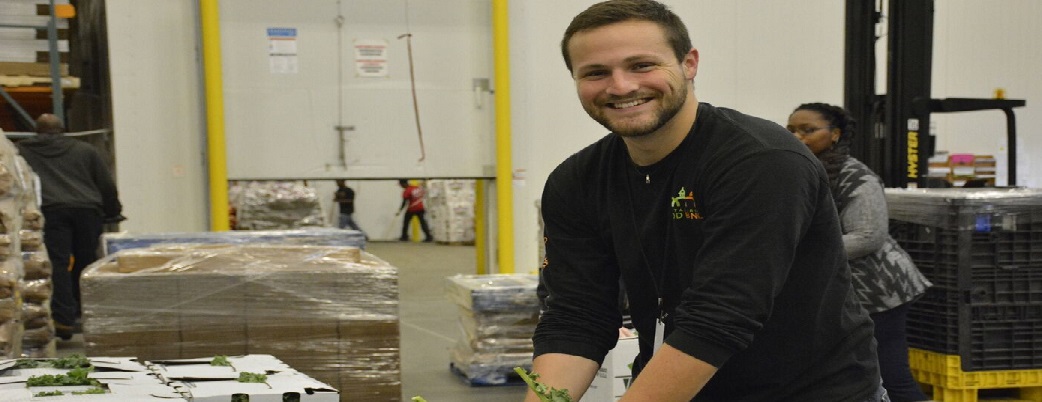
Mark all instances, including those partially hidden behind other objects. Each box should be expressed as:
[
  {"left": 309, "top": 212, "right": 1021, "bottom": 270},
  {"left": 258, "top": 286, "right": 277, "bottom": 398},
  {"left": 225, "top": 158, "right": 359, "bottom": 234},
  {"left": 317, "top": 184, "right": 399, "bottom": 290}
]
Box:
[{"left": 624, "top": 157, "right": 673, "bottom": 324}]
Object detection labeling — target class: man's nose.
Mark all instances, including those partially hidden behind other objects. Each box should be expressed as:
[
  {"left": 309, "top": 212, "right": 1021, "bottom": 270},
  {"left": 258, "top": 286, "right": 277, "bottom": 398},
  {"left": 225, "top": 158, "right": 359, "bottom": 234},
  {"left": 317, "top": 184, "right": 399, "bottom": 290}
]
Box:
[{"left": 606, "top": 70, "right": 638, "bottom": 95}]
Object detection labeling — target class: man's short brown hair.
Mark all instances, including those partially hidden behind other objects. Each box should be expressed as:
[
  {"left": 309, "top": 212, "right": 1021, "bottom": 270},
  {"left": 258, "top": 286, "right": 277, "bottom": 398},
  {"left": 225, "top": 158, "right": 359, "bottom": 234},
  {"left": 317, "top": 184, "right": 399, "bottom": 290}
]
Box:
[{"left": 561, "top": 0, "right": 693, "bottom": 72}]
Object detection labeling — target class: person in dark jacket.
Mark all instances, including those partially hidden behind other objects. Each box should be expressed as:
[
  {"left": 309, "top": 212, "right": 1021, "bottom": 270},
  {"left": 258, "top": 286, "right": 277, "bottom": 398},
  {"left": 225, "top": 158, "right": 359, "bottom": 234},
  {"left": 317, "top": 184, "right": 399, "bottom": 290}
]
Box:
[
  {"left": 530, "top": 1, "right": 885, "bottom": 401},
  {"left": 334, "top": 179, "right": 366, "bottom": 237},
  {"left": 17, "top": 113, "right": 122, "bottom": 340}
]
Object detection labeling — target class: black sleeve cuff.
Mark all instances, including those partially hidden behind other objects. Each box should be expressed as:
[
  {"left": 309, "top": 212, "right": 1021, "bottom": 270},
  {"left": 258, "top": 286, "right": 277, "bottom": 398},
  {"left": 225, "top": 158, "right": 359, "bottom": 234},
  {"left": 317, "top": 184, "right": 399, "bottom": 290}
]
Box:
[{"left": 664, "top": 330, "right": 734, "bottom": 368}]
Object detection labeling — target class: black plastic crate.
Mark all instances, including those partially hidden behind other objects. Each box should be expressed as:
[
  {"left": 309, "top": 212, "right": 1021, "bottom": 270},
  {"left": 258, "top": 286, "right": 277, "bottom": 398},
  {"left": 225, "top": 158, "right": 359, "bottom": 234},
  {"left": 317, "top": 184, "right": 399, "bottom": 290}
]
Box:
[{"left": 887, "top": 189, "right": 1042, "bottom": 370}]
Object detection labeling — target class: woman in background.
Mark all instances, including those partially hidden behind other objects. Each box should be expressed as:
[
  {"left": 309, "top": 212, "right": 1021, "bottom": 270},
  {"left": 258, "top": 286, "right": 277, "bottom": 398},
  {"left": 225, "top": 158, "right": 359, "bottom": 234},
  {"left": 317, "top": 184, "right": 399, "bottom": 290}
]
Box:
[{"left": 788, "top": 103, "right": 933, "bottom": 402}]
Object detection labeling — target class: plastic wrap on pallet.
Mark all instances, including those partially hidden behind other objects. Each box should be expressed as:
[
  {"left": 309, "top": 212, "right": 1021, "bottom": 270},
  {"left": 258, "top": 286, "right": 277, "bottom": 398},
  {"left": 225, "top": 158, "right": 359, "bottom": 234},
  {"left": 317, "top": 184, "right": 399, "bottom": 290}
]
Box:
[
  {"left": 457, "top": 307, "right": 537, "bottom": 354},
  {"left": 101, "top": 227, "right": 366, "bottom": 255},
  {"left": 81, "top": 244, "right": 401, "bottom": 402},
  {"left": 445, "top": 274, "right": 540, "bottom": 312},
  {"left": 886, "top": 188, "right": 1042, "bottom": 230}
]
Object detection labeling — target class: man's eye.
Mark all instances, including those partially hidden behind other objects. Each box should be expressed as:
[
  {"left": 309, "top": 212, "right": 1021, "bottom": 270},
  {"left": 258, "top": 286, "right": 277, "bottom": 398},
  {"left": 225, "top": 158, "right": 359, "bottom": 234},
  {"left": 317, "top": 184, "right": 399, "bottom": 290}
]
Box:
[
  {"left": 582, "top": 71, "right": 607, "bottom": 79},
  {"left": 633, "top": 63, "right": 655, "bottom": 71}
]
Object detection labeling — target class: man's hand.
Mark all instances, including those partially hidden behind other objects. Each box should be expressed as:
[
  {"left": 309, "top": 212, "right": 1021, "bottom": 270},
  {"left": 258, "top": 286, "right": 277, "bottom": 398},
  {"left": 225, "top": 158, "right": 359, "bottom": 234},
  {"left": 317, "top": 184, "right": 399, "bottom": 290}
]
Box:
[{"left": 617, "top": 344, "right": 716, "bottom": 402}]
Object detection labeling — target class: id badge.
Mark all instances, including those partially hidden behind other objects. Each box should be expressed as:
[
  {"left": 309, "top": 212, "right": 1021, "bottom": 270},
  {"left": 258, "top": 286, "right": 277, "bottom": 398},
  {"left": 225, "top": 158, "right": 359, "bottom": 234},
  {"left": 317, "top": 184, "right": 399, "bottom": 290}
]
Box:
[{"left": 653, "top": 317, "right": 665, "bottom": 353}]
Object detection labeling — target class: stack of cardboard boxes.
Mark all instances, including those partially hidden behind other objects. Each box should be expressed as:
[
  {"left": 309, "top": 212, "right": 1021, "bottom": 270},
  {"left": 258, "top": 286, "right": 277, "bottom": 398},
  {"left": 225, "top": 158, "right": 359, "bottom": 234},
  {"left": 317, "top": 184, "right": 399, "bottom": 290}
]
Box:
[
  {"left": 81, "top": 243, "right": 400, "bottom": 402},
  {"left": 927, "top": 152, "right": 998, "bottom": 187}
]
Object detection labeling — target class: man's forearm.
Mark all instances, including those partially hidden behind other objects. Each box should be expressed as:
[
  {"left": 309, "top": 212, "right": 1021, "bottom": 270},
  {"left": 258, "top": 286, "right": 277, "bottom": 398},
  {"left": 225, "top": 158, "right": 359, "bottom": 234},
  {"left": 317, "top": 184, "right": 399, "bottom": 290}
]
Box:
[
  {"left": 618, "top": 344, "right": 717, "bottom": 402},
  {"left": 524, "top": 353, "right": 599, "bottom": 402}
]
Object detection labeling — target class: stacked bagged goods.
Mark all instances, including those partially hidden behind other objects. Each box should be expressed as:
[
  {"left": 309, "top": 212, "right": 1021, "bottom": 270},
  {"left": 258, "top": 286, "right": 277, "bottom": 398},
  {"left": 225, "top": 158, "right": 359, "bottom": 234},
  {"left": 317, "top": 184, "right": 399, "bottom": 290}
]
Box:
[
  {"left": 0, "top": 136, "right": 27, "bottom": 357},
  {"left": 12, "top": 156, "right": 54, "bottom": 357},
  {"left": 446, "top": 274, "right": 539, "bottom": 384},
  {"left": 81, "top": 243, "right": 400, "bottom": 402},
  {"left": 426, "top": 179, "right": 476, "bottom": 243},
  {"left": 230, "top": 181, "right": 326, "bottom": 230}
]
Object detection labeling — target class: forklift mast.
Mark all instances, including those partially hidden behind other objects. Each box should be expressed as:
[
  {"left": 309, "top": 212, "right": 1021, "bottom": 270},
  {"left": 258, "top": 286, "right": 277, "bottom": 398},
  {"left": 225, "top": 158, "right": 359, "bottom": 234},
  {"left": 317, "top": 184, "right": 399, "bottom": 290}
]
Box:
[{"left": 845, "top": 0, "right": 1024, "bottom": 188}]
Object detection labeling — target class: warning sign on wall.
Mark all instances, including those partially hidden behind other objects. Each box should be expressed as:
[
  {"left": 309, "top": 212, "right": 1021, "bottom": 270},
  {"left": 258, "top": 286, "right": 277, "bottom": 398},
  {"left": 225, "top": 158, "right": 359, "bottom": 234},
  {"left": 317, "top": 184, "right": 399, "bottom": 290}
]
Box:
[
  {"left": 354, "top": 39, "right": 388, "bottom": 78},
  {"left": 267, "top": 27, "right": 298, "bottom": 74}
]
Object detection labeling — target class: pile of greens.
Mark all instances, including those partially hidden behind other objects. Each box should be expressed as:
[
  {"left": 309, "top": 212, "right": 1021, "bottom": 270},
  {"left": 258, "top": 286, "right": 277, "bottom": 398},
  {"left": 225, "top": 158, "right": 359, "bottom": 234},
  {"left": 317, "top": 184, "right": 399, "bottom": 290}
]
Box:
[
  {"left": 15, "top": 354, "right": 92, "bottom": 370},
  {"left": 211, "top": 355, "right": 232, "bottom": 366},
  {"left": 22, "top": 356, "right": 106, "bottom": 396},
  {"left": 237, "top": 372, "right": 268, "bottom": 383},
  {"left": 514, "top": 367, "right": 573, "bottom": 402},
  {"left": 26, "top": 367, "right": 100, "bottom": 387}
]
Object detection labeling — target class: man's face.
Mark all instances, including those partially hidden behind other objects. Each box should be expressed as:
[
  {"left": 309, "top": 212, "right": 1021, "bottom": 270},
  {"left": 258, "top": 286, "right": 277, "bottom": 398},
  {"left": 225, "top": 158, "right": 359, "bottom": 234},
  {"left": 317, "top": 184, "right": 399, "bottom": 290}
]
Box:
[{"left": 567, "top": 20, "right": 697, "bottom": 137}]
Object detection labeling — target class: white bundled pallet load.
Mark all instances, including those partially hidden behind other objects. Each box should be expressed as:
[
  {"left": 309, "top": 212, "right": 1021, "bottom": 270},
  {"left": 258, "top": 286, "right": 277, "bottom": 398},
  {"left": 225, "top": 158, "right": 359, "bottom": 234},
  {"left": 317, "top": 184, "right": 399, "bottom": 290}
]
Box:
[
  {"left": 230, "top": 181, "right": 326, "bottom": 230},
  {"left": 426, "top": 179, "right": 475, "bottom": 243},
  {"left": 446, "top": 274, "right": 538, "bottom": 385}
]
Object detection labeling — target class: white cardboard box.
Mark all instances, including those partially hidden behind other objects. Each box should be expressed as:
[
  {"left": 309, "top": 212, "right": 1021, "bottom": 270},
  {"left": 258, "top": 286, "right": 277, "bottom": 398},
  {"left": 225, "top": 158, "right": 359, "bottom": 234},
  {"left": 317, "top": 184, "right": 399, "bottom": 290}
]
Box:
[
  {"left": 0, "top": 357, "right": 179, "bottom": 401},
  {"left": 153, "top": 355, "right": 338, "bottom": 402},
  {"left": 580, "top": 336, "right": 639, "bottom": 402}
]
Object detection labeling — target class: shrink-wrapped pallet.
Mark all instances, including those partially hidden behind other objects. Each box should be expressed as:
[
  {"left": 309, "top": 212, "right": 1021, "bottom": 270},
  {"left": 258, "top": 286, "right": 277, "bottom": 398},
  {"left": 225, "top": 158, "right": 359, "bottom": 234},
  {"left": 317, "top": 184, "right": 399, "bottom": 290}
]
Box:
[
  {"left": 445, "top": 274, "right": 538, "bottom": 384},
  {"left": 82, "top": 243, "right": 400, "bottom": 402}
]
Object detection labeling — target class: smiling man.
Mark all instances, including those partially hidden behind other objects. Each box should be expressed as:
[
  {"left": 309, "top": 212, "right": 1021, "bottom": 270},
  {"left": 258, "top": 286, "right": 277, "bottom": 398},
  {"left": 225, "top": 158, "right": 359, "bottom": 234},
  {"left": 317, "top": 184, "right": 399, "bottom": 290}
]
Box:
[{"left": 530, "top": 1, "right": 886, "bottom": 401}]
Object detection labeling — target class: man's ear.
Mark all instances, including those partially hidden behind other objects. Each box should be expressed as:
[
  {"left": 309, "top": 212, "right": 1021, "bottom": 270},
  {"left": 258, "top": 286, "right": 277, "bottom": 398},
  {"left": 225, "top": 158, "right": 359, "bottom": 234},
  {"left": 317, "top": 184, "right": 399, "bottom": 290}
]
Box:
[{"left": 683, "top": 48, "right": 699, "bottom": 80}]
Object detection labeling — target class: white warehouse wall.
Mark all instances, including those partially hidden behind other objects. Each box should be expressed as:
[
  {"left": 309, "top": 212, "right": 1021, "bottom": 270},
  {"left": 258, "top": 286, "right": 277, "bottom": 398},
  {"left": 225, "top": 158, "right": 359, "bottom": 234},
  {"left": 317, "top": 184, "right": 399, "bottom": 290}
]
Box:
[
  {"left": 107, "top": 0, "right": 208, "bottom": 232},
  {"left": 105, "top": 1, "right": 1040, "bottom": 274}
]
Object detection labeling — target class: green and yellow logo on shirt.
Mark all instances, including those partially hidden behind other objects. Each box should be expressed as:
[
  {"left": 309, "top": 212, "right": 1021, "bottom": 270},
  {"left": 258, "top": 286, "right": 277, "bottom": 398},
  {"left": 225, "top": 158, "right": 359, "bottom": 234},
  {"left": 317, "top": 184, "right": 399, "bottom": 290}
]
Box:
[{"left": 671, "top": 187, "right": 703, "bottom": 220}]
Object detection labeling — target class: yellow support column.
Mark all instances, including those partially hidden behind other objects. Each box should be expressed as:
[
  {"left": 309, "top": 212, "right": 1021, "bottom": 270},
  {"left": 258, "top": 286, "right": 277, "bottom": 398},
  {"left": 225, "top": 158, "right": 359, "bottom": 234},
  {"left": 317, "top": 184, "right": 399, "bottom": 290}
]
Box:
[
  {"left": 492, "top": 0, "right": 514, "bottom": 273},
  {"left": 199, "top": 0, "right": 230, "bottom": 231},
  {"left": 475, "top": 179, "right": 487, "bottom": 274}
]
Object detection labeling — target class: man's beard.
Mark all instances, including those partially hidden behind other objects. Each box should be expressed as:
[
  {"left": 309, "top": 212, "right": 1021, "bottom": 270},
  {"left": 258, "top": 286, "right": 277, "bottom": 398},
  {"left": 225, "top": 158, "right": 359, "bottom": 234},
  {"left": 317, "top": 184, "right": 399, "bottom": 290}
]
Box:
[{"left": 585, "top": 81, "right": 688, "bottom": 137}]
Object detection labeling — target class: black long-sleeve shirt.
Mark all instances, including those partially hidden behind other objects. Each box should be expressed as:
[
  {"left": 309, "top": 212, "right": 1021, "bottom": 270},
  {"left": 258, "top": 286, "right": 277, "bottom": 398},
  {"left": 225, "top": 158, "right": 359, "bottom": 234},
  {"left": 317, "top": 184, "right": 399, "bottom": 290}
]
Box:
[{"left": 535, "top": 103, "right": 878, "bottom": 401}]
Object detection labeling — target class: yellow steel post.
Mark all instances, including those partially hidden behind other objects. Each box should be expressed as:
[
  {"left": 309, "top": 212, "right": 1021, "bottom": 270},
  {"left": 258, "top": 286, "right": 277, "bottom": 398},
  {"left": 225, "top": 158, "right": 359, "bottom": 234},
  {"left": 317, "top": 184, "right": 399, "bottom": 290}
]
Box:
[
  {"left": 475, "top": 179, "right": 487, "bottom": 274},
  {"left": 199, "top": 0, "right": 230, "bottom": 231},
  {"left": 492, "top": 0, "right": 513, "bottom": 273}
]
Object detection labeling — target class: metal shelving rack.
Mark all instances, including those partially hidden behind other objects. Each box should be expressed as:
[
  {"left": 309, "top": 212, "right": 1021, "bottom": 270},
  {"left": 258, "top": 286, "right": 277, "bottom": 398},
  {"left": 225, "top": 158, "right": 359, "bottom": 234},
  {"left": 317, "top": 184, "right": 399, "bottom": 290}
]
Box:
[{"left": 0, "top": 0, "right": 66, "bottom": 132}]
